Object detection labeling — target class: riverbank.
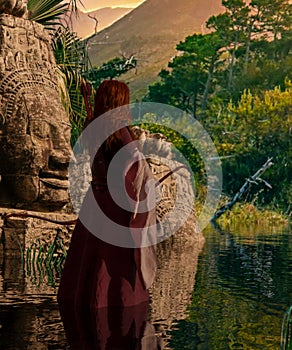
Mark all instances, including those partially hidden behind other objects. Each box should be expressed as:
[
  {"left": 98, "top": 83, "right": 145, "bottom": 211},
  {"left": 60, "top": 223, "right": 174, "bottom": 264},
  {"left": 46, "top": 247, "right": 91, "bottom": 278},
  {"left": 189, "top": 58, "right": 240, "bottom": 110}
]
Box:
[{"left": 216, "top": 202, "right": 289, "bottom": 227}]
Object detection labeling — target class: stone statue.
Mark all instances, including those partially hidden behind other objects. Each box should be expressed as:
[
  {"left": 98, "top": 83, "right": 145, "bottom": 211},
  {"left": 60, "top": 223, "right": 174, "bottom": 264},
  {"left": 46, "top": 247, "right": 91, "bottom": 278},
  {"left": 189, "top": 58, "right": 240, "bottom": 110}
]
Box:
[
  {"left": 0, "top": 15, "right": 71, "bottom": 210},
  {"left": 0, "top": 0, "right": 27, "bottom": 18}
]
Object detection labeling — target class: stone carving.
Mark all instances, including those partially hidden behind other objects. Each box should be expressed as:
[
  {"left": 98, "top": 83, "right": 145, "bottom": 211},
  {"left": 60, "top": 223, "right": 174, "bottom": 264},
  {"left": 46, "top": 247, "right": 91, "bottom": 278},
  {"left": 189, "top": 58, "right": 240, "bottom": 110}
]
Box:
[
  {"left": 144, "top": 131, "right": 203, "bottom": 343},
  {"left": 0, "top": 11, "right": 205, "bottom": 350},
  {"left": 0, "top": 15, "right": 71, "bottom": 210},
  {"left": 132, "top": 126, "right": 197, "bottom": 239},
  {"left": 132, "top": 126, "right": 173, "bottom": 159},
  {"left": 0, "top": 0, "right": 27, "bottom": 18}
]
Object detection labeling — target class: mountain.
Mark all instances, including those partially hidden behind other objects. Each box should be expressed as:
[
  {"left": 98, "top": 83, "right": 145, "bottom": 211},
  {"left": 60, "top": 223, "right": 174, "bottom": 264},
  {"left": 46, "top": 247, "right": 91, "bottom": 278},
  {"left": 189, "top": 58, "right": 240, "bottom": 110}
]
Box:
[
  {"left": 70, "top": 7, "right": 132, "bottom": 38},
  {"left": 81, "top": 0, "right": 143, "bottom": 9},
  {"left": 87, "top": 0, "right": 224, "bottom": 99}
]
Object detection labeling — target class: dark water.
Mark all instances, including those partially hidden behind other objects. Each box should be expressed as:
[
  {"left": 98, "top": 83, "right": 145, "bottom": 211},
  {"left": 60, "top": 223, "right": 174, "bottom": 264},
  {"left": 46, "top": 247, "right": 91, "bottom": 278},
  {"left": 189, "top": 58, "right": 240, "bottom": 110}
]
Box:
[
  {"left": 0, "top": 224, "right": 291, "bottom": 349},
  {"left": 169, "top": 225, "right": 292, "bottom": 350}
]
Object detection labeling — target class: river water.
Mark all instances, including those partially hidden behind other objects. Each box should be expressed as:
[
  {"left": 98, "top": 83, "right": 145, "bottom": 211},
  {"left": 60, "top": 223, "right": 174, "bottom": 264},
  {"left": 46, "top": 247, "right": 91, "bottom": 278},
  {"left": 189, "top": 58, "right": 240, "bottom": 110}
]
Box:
[{"left": 0, "top": 223, "right": 291, "bottom": 349}]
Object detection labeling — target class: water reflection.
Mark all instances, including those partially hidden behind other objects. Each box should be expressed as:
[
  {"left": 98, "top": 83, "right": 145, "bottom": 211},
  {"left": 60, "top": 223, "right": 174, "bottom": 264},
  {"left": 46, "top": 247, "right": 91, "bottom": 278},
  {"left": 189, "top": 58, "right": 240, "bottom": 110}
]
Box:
[
  {"left": 56, "top": 232, "right": 204, "bottom": 349},
  {"left": 0, "top": 224, "right": 204, "bottom": 349},
  {"left": 3, "top": 223, "right": 290, "bottom": 349},
  {"left": 59, "top": 302, "right": 158, "bottom": 349},
  {"left": 168, "top": 225, "right": 292, "bottom": 350},
  {"left": 0, "top": 299, "right": 67, "bottom": 350},
  {"left": 149, "top": 233, "right": 204, "bottom": 347},
  {"left": 213, "top": 225, "right": 292, "bottom": 305}
]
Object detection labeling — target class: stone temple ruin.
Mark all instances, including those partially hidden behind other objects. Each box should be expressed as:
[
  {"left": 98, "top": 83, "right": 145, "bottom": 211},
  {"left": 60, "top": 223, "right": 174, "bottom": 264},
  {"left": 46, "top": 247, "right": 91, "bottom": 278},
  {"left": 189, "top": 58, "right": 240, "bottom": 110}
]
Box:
[
  {"left": 0, "top": 9, "right": 204, "bottom": 348},
  {"left": 0, "top": 11, "right": 76, "bottom": 301},
  {"left": 0, "top": 8, "right": 204, "bottom": 265},
  {"left": 0, "top": 14, "right": 71, "bottom": 210}
]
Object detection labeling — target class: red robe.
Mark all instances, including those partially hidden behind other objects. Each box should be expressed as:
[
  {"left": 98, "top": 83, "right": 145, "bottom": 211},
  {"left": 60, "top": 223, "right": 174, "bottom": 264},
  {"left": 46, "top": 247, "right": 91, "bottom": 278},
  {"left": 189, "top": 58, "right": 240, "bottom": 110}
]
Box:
[{"left": 57, "top": 127, "right": 157, "bottom": 308}]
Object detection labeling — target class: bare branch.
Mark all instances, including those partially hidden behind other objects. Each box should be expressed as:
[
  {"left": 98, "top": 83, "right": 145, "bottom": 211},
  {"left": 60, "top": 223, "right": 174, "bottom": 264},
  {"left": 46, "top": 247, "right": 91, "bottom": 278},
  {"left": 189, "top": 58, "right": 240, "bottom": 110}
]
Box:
[
  {"left": 88, "top": 14, "right": 98, "bottom": 35},
  {"left": 211, "top": 157, "right": 273, "bottom": 222}
]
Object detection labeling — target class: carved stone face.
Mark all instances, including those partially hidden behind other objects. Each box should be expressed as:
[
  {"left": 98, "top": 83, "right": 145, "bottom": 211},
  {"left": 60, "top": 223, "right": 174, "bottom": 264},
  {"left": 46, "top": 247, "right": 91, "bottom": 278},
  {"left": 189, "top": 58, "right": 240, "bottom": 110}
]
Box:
[{"left": 0, "top": 90, "right": 72, "bottom": 209}]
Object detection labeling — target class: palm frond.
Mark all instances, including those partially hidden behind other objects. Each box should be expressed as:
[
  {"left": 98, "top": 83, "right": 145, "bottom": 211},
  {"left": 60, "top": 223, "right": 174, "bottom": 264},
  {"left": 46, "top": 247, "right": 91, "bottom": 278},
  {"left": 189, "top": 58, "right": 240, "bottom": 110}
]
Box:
[
  {"left": 28, "top": 0, "right": 84, "bottom": 29},
  {"left": 52, "top": 27, "right": 91, "bottom": 145},
  {"left": 27, "top": 0, "right": 69, "bottom": 29},
  {"left": 27, "top": 0, "right": 90, "bottom": 144},
  {"left": 52, "top": 27, "right": 86, "bottom": 69},
  {"left": 68, "top": 0, "right": 85, "bottom": 14}
]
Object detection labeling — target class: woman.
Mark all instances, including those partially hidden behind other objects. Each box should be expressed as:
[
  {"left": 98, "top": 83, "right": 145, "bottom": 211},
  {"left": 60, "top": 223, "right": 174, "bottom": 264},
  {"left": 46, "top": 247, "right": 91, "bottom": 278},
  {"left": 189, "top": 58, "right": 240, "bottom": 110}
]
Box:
[{"left": 57, "top": 80, "right": 157, "bottom": 309}]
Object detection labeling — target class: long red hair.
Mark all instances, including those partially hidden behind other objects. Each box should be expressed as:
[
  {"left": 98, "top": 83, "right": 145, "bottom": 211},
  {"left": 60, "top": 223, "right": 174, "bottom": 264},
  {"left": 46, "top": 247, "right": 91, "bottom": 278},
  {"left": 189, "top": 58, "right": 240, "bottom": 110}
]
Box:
[
  {"left": 92, "top": 80, "right": 134, "bottom": 149},
  {"left": 93, "top": 80, "right": 130, "bottom": 118}
]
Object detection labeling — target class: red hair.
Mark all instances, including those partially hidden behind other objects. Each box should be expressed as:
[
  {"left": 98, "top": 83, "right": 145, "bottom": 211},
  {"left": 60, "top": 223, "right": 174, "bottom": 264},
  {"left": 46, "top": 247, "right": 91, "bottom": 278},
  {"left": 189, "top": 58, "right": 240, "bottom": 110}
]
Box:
[
  {"left": 93, "top": 80, "right": 130, "bottom": 119},
  {"left": 92, "top": 80, "right": 134, "bottom": 150}
]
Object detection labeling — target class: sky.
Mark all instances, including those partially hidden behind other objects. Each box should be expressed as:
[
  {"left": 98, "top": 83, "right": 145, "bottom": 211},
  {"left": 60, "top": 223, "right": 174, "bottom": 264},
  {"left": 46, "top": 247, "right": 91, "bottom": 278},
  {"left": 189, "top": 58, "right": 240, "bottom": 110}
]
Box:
[{"left": 79, "top": 0, "right": 145, "bottom": 11}]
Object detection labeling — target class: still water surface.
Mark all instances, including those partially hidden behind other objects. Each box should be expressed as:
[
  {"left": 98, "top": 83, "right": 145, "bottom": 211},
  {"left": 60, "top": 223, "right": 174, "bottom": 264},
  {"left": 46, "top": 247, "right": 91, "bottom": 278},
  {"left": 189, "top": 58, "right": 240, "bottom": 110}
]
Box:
[{"left": 0, "top": 224, "right": 291, "bottom": 349}]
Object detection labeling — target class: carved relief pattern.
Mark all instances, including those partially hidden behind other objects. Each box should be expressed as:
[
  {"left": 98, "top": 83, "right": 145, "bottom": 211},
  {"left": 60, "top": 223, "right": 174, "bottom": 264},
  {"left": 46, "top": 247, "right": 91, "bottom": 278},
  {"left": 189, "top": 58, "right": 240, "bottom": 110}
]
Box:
[
  {"left": 0, "top": 14, "right": 71, "bottom": 209},
  {"left": 0, "top": 16, "right": 58, "bottom": 123},
  {"left": 0, "top": 71, "right": 57, "bottom": 121}
]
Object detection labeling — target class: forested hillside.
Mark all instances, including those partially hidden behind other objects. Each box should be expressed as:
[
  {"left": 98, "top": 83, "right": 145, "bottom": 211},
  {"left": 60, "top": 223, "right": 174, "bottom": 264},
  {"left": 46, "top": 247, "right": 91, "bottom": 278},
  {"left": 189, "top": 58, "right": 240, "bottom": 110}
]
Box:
[
  {"left": 145, "top": 0, "right": 291, "bottom": 211},
  {"left": 87, "top": 0, "right": 223, "bottom": 99}
]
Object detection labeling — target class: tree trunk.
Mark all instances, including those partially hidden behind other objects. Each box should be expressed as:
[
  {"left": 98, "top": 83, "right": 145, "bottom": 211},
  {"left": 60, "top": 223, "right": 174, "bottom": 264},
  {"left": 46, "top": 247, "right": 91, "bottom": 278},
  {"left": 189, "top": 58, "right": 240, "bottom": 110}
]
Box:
[
  {"left": 244, "top": 25, "right": 252, "bottom": 72},
  {"left": 227, "top": 31, "right": 238, "bottom": 91},
  {"left": 201, "top": 59, "right": 215, "bottom": 112}
]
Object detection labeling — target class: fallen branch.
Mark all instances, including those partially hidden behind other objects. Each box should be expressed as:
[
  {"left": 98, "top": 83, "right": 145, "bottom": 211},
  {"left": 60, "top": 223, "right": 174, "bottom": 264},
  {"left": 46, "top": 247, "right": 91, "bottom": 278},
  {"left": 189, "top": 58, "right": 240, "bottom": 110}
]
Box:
[{"left": 211, "top": 157, "right": 273, "bottom": 222}]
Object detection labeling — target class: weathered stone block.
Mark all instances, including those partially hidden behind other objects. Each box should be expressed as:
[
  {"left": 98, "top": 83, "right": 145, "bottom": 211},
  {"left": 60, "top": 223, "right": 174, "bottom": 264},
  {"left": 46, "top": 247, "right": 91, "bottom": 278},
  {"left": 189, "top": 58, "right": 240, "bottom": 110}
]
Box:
[
  {"left": 2, "top": 227, "right": 25, "bottom": 252},
  {"left": 0, "top": 14, "right": 71, "bottom": 210},
  {"left": 0, "top": 1, "right": 28, "bottom": 18}
]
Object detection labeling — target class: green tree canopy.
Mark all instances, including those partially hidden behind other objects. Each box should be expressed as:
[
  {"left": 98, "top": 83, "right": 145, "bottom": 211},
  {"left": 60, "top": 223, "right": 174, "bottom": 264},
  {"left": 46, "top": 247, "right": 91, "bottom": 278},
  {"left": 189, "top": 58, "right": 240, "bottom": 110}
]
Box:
[{"left": 145, "top": 0, "right": 291, "bottom": 210}]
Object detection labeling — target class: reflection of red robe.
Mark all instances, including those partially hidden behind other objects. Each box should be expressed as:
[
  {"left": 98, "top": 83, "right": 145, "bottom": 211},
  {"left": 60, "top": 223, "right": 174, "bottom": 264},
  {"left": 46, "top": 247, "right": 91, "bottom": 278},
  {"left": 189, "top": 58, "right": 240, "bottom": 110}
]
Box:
[
  {"left": 58, "top": 128, "right": 157, "bottom": 308},
  {"left": 59, "top": 302, "right": 158, "bottom": 350}
]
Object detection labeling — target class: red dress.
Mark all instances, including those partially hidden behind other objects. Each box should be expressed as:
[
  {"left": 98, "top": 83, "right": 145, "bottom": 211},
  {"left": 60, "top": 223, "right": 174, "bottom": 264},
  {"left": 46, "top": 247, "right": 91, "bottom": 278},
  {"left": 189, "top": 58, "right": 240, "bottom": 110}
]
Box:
[{"left": 57, "top": 128, "right": 157, "bottom": 309}]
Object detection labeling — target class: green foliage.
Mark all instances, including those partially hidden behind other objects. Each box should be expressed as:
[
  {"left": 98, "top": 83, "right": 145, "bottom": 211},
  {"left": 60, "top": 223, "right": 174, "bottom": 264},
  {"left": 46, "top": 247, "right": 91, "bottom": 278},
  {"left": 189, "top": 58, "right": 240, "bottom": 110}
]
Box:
[
  {"left": 88, "top": 56, "right": 137, "bottom": 90},
  {"left": 27, "top": 0, "right": 83, "bottom": 30},
  {"left": 146, "top": 0, "right": 291, "bottom": 106},
  {"left": 52, "top": 27, "right": 88, "bottom": 145},
  {"left": 145, "top": 32, "right": 224, "bottom": 117},
  {"left": 26, "top": 0, "right": 89, "bottom": 146},
  {"left": 25, "top": 237, "right": 67, "bottom": 288},
  {"left": 145, "top": 0, "right": 291, "bottom": 210},
  {"left": 217, "top": 202, "right": 289, "bottom": 226},
  {"left": 27, "top": 0, "right": 67, "bottom": 29},
  {"left": 208, "top": 83, "right": 292, "bottom": 211}
]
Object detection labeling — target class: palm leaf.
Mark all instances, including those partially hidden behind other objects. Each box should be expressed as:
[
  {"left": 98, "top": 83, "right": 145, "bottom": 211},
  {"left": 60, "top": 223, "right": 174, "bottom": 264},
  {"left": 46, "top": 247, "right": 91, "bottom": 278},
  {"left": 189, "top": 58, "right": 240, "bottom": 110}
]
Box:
[
  {"left": 67, "top": 0, "right": 85, "bottom": 14},
  {"left": 27, "top": 0, "right": 84, "bottom": 29},
  {"left": 52, "top": 27, "right": 85, "bottom": 68},
  {"left": 28, "top": 0, "right": 68, "bottom": 29},
  {"left": 52, "top": 27, "right": 90, "bottom": 145},
  {"left": 27, "top": 0, "right": 89, "bottom": 144}
]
